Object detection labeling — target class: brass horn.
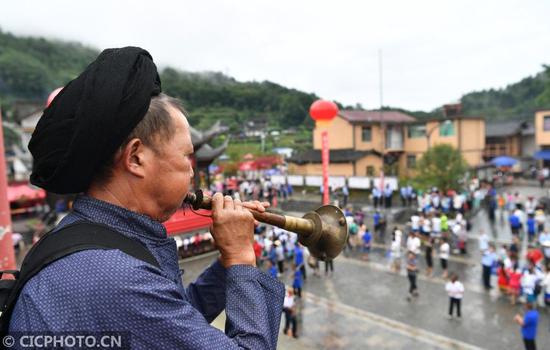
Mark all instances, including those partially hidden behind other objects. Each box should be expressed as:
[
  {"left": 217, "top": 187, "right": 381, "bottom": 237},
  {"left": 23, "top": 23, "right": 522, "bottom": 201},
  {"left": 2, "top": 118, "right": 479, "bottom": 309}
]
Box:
[{"left": 184, "top": 190, "right": 348, "bottom": 261}]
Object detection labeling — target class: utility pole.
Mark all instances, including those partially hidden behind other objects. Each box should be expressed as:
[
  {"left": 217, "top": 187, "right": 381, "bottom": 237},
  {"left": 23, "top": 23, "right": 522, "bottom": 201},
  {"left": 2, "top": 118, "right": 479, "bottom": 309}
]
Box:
[
  {"left": 379, "top": 49, "right": 384, "bottom": 114},
  {"left": 379, "top": 49, "right": 386, "bottom": 180}
]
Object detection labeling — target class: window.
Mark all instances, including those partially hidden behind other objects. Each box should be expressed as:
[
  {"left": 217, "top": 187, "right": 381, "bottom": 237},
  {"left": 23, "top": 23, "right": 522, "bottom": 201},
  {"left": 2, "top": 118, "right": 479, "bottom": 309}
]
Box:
[
  {"left": 544, "top": 116, "right": 550, "bottom": 131},
  {"left": 439, "top": 121, "right": 455, "bottom": 136},
  {"left": 407, "top": 124, "right": 426, "bottom": 138},
  {"left": 361, "top": 126, "right": 372, "bottom": 142},
  {"left": 366, "top": 166, "right": 375, "bottom": 176},
  {"left": 407, "top": 155, "right": 416, "bottom": 169}
]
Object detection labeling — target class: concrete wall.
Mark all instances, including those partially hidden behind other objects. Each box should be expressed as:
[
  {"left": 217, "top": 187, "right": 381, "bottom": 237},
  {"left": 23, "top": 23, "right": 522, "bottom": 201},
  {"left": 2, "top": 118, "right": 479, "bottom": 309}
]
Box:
[
  {"left": 412, "top": 119, "right": 484, "bottom": 166},
  {"left": 312, "top": 116, "right": 386, "bottom": 152},
  {"left": 458, "top": 119, "right": 485, "bottom": 166},
  {"left": 313, "top": 116, "right": 353, "bottom": 150},
  {"left": 355, "top": 155, "right": 384, "bottom": 176},
  {"left": 289, "top": 154, "right": 383, "bottom": 177},
  {"left": 354, "top": 124, "right": 384, "bottom": 152},
  {"left": 404, "top": 126, "right": 428, "bottom": 154},
  {"left": 535, "top": 110, "right": 550, "bottom": 147},
  {"left": 398, "top": 153, "right": 419, "bottom": 178},
  {"left": 288, "top": 162, "right": 354, "bottom": 176}
]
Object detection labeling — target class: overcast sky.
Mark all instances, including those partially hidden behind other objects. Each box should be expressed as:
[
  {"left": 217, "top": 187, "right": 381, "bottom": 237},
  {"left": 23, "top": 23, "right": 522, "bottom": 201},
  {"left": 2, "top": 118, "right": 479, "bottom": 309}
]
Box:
[{"left": 1, "top": 0, "right": 549, "bottom": 111}]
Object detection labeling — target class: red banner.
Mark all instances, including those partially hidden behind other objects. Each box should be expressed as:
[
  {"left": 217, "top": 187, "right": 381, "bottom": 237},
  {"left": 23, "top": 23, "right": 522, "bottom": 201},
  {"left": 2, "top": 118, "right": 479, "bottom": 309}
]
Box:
[{"left": 321, "top": 131, "right": 330, "bottom": 205}]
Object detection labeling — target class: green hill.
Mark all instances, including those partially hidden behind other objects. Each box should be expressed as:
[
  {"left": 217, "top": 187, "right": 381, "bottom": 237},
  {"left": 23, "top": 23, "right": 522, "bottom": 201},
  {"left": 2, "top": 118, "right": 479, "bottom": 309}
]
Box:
[
  {"left": 160, "top": 67, "right": 318, "bottom": 132},
  {"left": 0, "top": 29, "right": 98, "bottom": 100},
  {"left": 0, "top": 29, "right": 318, "bottom": 134},
  {"left": 460, "top": 65, "right": 550, "bottom": 120},
  {"left": 379, "top": 65, "right": 550, "bottom": 121},
  {"left": 1, "top": 28, "right": 550, "bottom": 132}
]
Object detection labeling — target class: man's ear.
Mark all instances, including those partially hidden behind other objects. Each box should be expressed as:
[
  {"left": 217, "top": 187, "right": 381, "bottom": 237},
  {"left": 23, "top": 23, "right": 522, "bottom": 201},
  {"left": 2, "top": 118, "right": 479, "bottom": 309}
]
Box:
[{"left": 120, "top": 138, "right": 147, "bottom": 178}]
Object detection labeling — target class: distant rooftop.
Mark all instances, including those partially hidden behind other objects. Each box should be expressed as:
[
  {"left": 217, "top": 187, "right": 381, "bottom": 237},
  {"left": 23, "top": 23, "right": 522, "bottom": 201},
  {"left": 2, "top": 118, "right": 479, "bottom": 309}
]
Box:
[
  {"left": 339, "top": 110, "right": 416, "bottom": 124},
  {"left": 288, "top": 149, "right": 382, "bottom": 164},
  {"left": 485, "top": 120, "right": 532, "bottom": 137}
]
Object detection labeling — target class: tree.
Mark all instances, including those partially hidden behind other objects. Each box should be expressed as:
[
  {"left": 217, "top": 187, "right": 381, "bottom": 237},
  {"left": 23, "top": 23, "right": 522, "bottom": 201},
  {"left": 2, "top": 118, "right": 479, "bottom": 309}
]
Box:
[{"left": 413, "top": 144, "right": 468, "bottom": 192}]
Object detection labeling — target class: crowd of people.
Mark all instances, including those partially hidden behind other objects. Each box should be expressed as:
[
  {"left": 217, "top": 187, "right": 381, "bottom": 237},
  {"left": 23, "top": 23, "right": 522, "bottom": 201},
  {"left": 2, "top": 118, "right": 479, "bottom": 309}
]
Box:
[
  {"left": 199, "top": 172, "right": 550, "bottom": 347},
  {"left": 250, "top": 174, "right": 547, "bottom": 347},
  {"left": 354, "top": 182, "right": 549, "bottom": 349},
  {"left": 209, "top": 176, "right": 293, "bottom": 206},
  {"left": 253, "top": 226, "right": 310, "bottom": 339}
]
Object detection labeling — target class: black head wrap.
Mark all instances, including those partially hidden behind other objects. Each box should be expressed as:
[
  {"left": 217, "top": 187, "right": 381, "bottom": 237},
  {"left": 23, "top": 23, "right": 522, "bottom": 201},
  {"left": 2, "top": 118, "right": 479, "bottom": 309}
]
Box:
[{"left": 29, "top": 46, "right": 162, "bottom": 194}]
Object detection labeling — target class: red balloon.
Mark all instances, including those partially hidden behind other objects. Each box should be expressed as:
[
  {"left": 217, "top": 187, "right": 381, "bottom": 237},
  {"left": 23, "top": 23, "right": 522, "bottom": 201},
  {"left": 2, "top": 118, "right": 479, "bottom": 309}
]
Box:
[
  {"left": 309, "top": 100, "right": 339, "bottom": 122},
  {"left": 46, "top": 87, "right": 64, "bottom": 107}
]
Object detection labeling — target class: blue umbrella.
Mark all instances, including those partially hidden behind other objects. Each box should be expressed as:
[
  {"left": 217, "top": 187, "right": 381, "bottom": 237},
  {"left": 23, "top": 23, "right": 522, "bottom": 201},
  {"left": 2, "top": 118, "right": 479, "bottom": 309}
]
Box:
[
  {"left": 264, "top": 168, "right": 280, "bottom": 176},
  {"left": 491, "top": 156, "right": 517, "bottom": 167},
  {"left": 534, "top": 150, "right": 550, "bottom": 160}
]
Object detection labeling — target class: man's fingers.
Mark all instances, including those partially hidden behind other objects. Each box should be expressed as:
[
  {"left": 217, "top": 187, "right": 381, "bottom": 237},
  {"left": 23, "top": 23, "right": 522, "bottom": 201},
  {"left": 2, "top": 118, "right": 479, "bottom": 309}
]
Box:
[
  {"left": 224, "top": 195, "right": 234, "bottom": 210},
  {"left": 212, "top": 193, "right": 224, "bottom": 215},
  {"left": 243, "top": 201, "right": 264, "bottom": 212},
  {"left": 234, "top": 198, "right": 243, "bottom": 211}
]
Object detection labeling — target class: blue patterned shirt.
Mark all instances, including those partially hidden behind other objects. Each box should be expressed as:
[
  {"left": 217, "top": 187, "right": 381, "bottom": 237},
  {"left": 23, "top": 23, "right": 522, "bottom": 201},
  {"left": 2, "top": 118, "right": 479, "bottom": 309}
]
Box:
[{"left": 10, "top": 195, "right": 285, "bottom": 349}]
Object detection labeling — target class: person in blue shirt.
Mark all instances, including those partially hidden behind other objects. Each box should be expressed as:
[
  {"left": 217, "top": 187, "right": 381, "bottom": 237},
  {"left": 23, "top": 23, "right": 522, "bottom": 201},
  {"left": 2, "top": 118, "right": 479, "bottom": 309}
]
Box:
[
  {"left": 488, "top": 197, "right": 497, "bottom": 223},
  {"left": 362, "top": 228, "right": 372, "bottom": 260},
  {"left": 400, "top": 186, "right": 408, "bottom": 206},
  {"left": 373, "top": 211, "right": 381, "bottom": 240},
  {"left": 509, "top": 213, "right": 521, "bottom": 235},
  {"left": 373, "top": 211, "right": 381, "bottom": 226},
  {"left": 11, "top": 47, "right": 284, "bottom": 349},
  {"left": 268, "top": 260, "right": 279, "bottom": 279},
  {"left": 342, "top": 185, "right": 349, "bottom": 207},
  {"left": 292, "top": 264, "right": 303, "bottom": 298},
  {"left": 514, "top": 302, "right": 539, "bottom": 350},
  {"left": 384, "top": 184, "right": 393, "bottom": 208},
  {"left": 526, "top": 215, "right": 536, "bottom": 243},
  {"left": 372, "top": 187, "right": 382, "bottom": 208},
  {"left": 481, "top": 244, "right": 497, "bottom": 290},
  {"left": 294, "top": 243, "right": 306, "bottom": 281},
  {"left": 269, "top": 244, "right": 278, "bottom": 265},
  {"left": 344, "top": 207, "right": 353, "bottom": 217},
  {"left": 286, "top": 183, "right": 293, "bottom": 198}
]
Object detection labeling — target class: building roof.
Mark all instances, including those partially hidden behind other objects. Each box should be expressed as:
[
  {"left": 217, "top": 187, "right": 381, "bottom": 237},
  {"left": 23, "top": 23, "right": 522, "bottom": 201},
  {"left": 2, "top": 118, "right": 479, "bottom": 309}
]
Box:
[
  {"left": 339, "top": 110, "right": 416, "bottom": 124},
  {"left": 521, "top": 122, "right": 535, "bottom": 136},
  {"left": 287, "top": 149, "right": 381, "bottom": 164},
  {"left": 423, "top": 115, "right": 485, "bottom": 123},
  {"left": 485, "top": 120, "right": 532, "bottom": 138}
]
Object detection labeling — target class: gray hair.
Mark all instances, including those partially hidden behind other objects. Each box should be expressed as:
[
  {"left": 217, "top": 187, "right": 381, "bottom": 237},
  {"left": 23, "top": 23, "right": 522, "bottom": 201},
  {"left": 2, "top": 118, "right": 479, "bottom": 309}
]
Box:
[{"left": 90, "top": 93, "right": 187, "bottom": 187}]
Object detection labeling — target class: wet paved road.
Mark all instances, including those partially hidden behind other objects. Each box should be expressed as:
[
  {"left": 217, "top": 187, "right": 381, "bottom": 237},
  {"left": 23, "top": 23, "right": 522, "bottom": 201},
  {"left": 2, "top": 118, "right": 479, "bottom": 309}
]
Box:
[{"left": 180, "top": 185, "right": 550, "bottom": 349}]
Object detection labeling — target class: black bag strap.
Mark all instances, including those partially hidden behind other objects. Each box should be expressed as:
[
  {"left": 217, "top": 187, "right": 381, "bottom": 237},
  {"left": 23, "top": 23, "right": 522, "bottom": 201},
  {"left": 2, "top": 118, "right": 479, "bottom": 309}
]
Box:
[{"left": 1, "top": 222, "right": 160, "bottom": 335}]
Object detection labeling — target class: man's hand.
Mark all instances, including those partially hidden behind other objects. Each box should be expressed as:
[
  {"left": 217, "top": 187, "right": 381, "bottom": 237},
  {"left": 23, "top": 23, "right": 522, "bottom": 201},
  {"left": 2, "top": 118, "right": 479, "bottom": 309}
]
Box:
[
  {"left": 211, "top": 193, "right": 256, "bottom": 268},
  {"left": 242, "top": 200, "right": 270, "bottom": 226}
]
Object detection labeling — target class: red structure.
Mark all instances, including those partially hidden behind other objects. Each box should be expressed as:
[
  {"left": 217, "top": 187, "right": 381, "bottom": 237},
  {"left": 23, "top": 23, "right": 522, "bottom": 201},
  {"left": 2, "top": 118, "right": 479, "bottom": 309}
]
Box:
[
  {"left": 163, "top": 209, "right": 212, "bottom": 235},
  {"left": 310, "top": 100, "right": 339, "bottom": 205},
  {"left": 8, "top": 183, "right": 46, "bottom": 215},
  {"left": 238, "top": 155, "right": 282, "bottom": 172},
  {"left": 0, "top": 108, "right": 16, "bottom": 271},
  {"left": 163, "top": 208, "right": 215, "bottom": 259}
]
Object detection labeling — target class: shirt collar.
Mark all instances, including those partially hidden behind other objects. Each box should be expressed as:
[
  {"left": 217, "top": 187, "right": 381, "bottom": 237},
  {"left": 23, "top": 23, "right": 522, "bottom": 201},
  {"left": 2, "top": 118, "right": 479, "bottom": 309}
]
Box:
[{"left": 69, "top": 194, "right": 168, "bottom": 241}]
